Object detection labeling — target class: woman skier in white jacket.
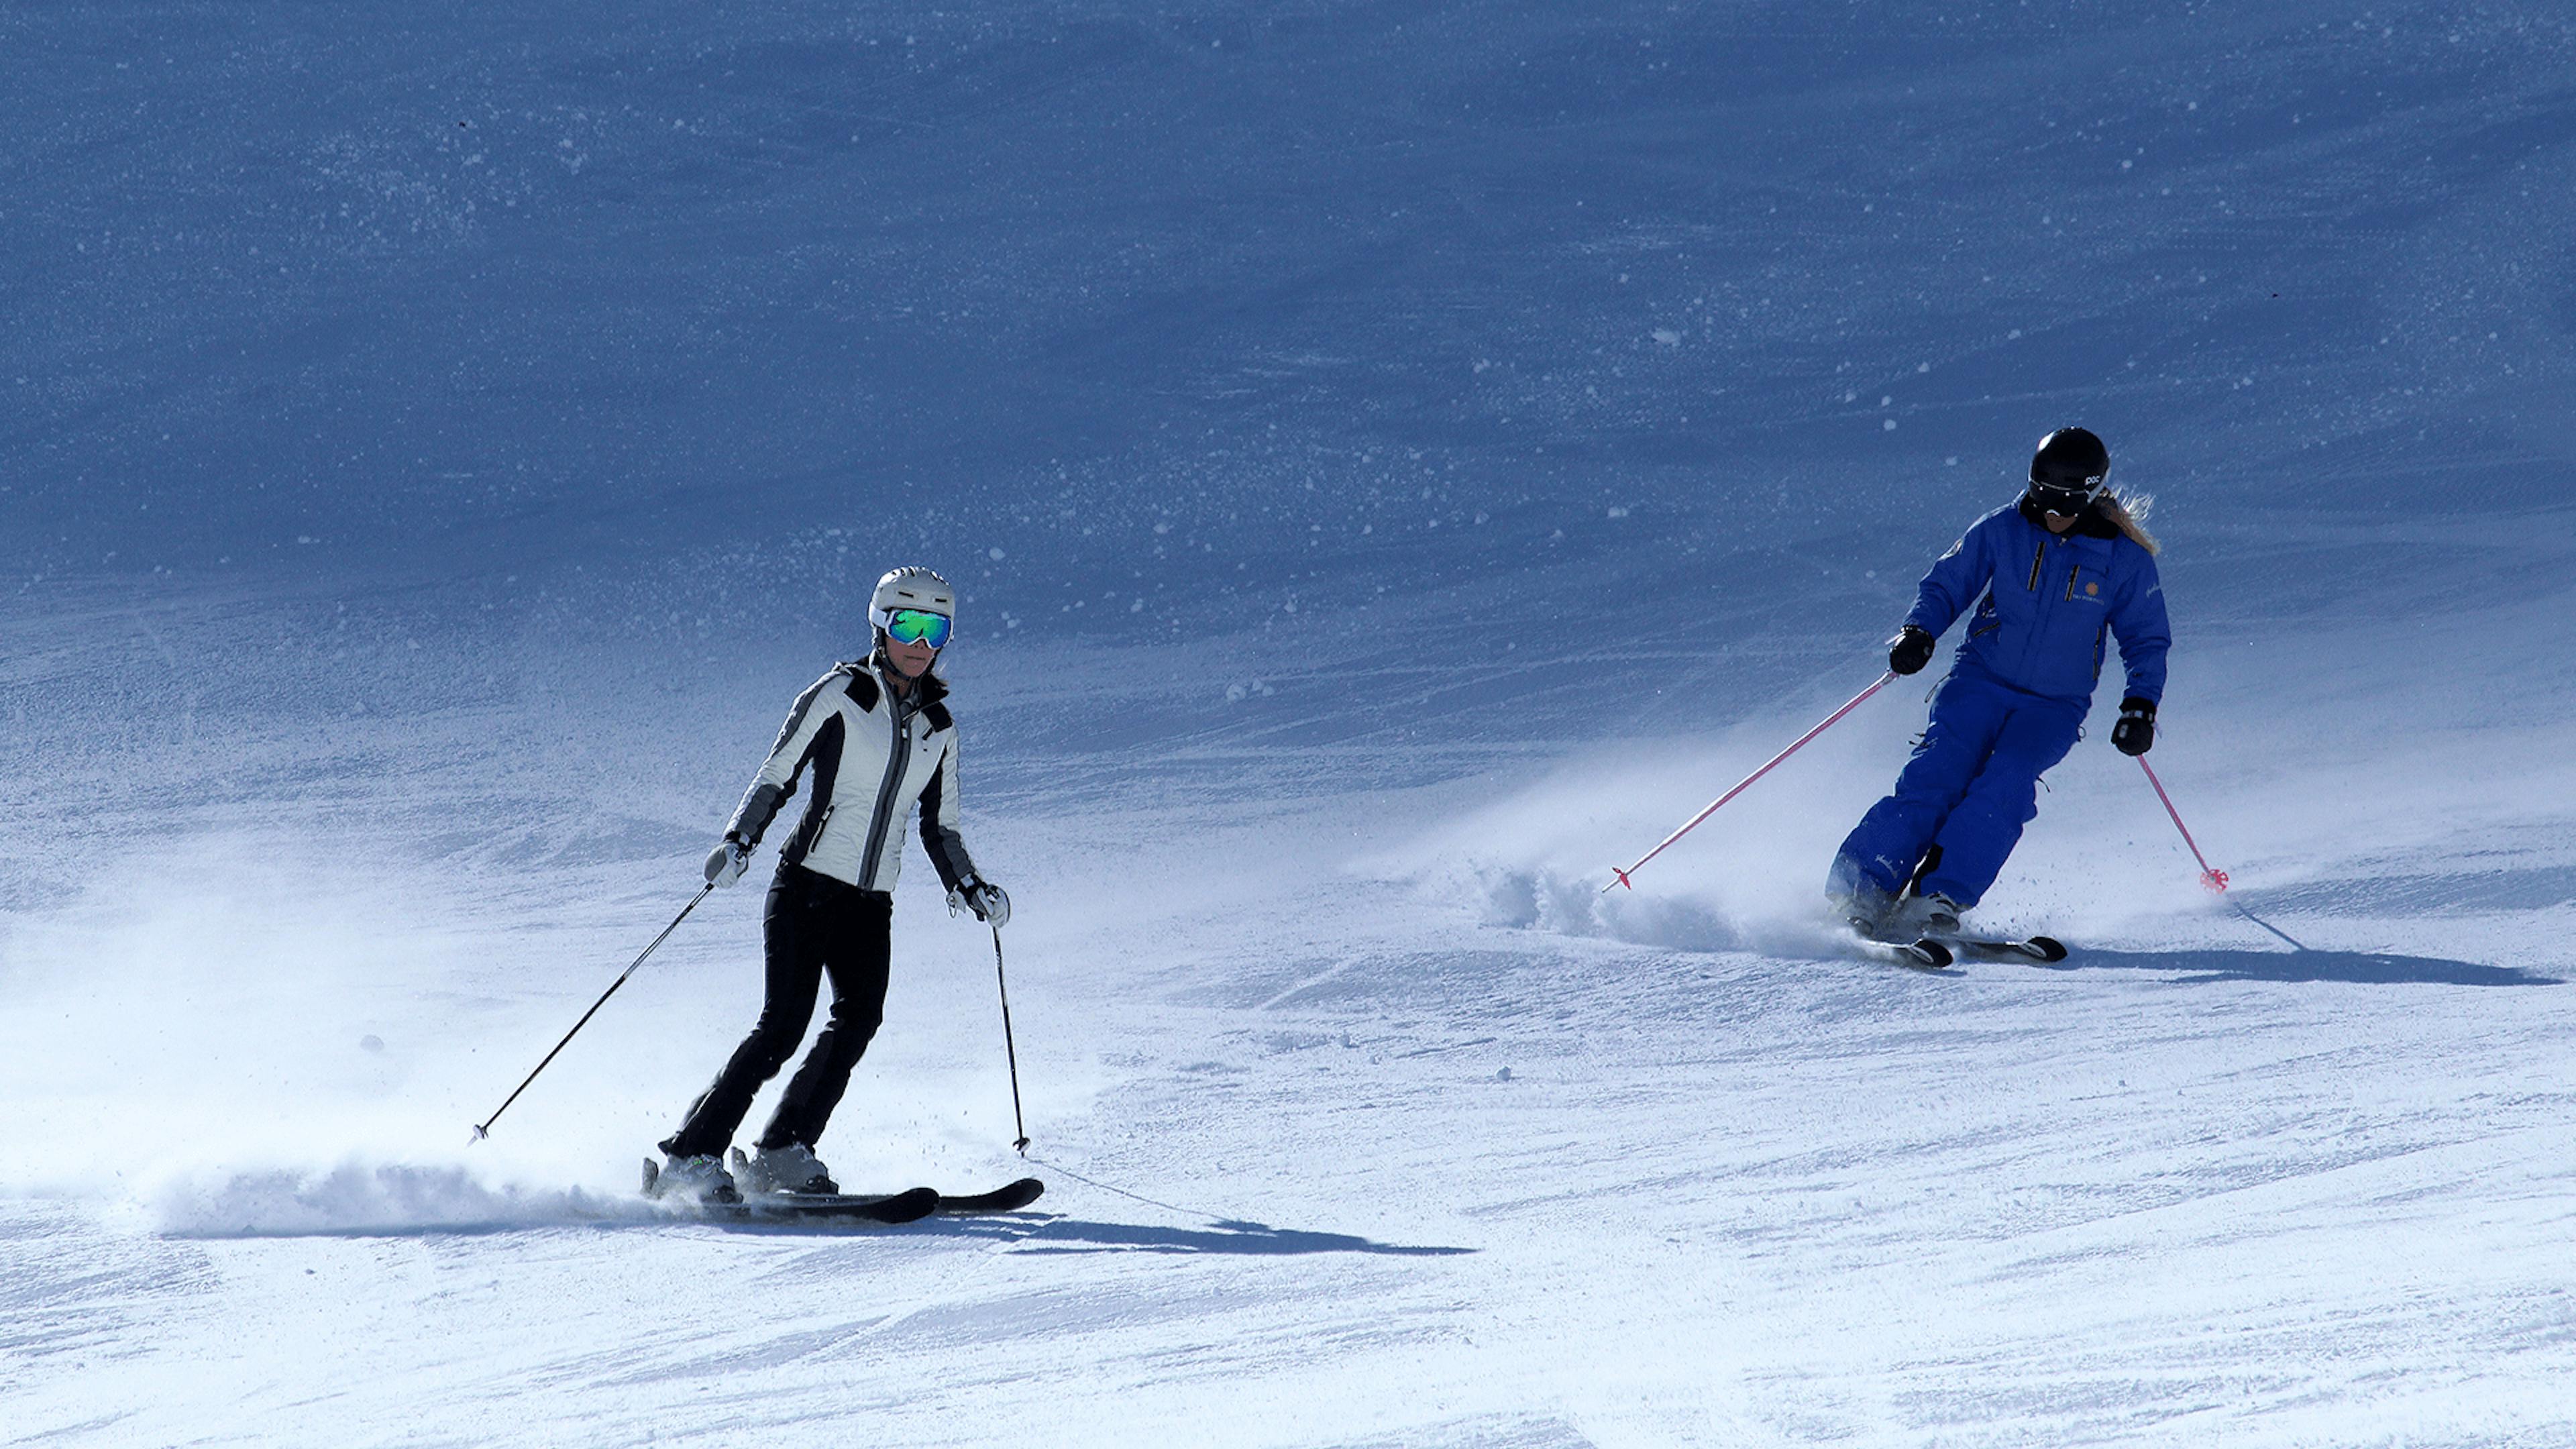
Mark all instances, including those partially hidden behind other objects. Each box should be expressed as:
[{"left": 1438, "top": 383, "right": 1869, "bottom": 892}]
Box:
[{"left": 653, "top": 566, "right": 1010, "bottom": 1202}]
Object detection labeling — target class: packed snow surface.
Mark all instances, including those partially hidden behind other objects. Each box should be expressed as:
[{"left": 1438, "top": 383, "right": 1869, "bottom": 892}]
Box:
[{"left": 7, "top": 3, "right": 2576, "bottom": 1446}]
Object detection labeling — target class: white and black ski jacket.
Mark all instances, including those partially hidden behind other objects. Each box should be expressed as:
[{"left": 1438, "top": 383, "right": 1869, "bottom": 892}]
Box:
[{"left": 724, "top": 657, "right": 979, "bottom": 894}]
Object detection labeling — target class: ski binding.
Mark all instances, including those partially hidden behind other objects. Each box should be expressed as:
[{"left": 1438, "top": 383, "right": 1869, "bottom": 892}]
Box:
[{"left": 642, "top": 1157, "right": 941, "bottom": 1224}]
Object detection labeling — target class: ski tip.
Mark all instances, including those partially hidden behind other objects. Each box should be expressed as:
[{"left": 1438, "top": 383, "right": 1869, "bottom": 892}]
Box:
[
  {"left": 2023, "top": 935, "right": 2070, "bottom": 963},
  {"left": 1911, "top": 938, "right": 1953, "bottom": 969},
  {"left": 936, "top": 1177, "right": 1047, "bottom": 1214}
]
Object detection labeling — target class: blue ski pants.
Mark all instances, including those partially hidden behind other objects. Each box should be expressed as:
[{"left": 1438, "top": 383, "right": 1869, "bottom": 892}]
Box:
[{"left": 1832, "top": 671, "right": 2086, "bottom": 910}]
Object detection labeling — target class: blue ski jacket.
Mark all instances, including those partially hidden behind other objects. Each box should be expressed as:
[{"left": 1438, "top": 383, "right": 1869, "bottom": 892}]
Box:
[{"left": 1907, "top": 499, "right": 2170, "bottom": 706}]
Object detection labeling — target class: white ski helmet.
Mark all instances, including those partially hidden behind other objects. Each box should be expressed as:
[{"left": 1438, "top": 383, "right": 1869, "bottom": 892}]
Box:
[{"left": 869, "top": 566, "right": 955, "bottom": 633}]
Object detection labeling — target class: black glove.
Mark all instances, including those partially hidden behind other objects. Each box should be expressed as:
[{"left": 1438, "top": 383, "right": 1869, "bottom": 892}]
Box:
[
  {"left": 2112, "top": 698, "right": 2156, "bottom": 756},
  {"left": 1887, "top": 625, "right": 1935, "bottom": 676}
]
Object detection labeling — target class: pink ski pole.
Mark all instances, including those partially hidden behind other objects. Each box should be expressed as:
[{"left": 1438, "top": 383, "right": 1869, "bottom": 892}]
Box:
[
  {"left": 1604, "top": 671, "right": 1896, "bottom": 894},
  {"left": 2137, "top": 755, "right": 2229, "bottom": 892}
]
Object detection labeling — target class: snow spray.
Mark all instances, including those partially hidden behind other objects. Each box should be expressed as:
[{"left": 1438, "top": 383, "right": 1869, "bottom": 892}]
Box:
[
  {"left": 1603, "top": 670, "right": 1896, "bottom": 893},
  {"left": 471, "top": 883, "right": 714, "bottom": 1141}
]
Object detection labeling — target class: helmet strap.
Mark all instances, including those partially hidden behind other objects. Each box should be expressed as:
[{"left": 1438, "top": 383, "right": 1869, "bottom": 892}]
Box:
[{"left": 873, "top": 632, "right": 936, "bottom": 687}]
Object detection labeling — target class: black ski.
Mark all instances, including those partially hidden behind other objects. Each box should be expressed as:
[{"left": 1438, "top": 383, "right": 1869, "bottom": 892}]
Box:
[
  {"left": 1929, "top": 934, "right": 2068, "bottom": 963},
  {"left": 937, "top": 1177, "right": 1044, "bottom": 1214},
  {"left": 1843, "top": 927, "right": 1953, "bottom": 971},
  {"left": 641, "top": 1159, "right": 941, "bottom": 1224},
  {"left": 724, "top": 1185, "right": 942, "bottom": 1224}
]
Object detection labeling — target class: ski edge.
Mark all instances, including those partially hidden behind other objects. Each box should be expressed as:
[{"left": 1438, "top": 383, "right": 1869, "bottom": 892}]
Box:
[
  {"left": 1931, "top": 934, "right": 2070, "bottom": 963},
  {"left": 723, "top": 1185, "right": 943, "bottom": 1224}
]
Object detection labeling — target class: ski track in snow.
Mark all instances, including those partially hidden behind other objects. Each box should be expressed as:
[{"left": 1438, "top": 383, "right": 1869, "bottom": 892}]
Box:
[{"left": 7, "top": 601, "right": 2576, "bottom": 1446}]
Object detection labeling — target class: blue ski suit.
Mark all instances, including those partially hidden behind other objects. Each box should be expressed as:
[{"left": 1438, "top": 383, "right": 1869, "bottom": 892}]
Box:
[{"left": 1833, "top": 498, "right": 2171, "bottom": 910}]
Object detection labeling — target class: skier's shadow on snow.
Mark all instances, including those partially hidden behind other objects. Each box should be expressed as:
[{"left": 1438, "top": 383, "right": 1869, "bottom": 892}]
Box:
[
  {"left": 922, "top": 1216, "right": 1475, "bottom": 1257},
  {"left": 2036, "top": 947, "right": 2557, "bottom": 987}
]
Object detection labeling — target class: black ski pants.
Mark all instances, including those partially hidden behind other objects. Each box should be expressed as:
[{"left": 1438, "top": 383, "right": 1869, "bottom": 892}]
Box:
[{"left": 660, "top": 866, "right": 892, "bottom": 1160}]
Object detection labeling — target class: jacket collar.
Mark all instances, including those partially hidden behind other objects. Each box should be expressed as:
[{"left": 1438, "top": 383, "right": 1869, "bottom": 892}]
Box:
[{"left": 863, "top": 649, "right": 948, "bottom": 708}]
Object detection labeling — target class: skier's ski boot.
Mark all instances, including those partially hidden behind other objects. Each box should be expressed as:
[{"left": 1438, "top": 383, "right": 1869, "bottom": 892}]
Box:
[
  {"left": 1896, "top": 892, "right": 1965, "bottom": 937},
  {"left": 1917, "top": 892, "right": 1965, "bottom": 936},
  {"left": 740, "top": 1142, "right": 837, "bottom": 1195},
  {"left": 650, "top": 1152, "right": 741, "bottom": 1204},
  {"left": 1830, "top": 881, "right": 1902, "bottom": 941},
  {"left": 1826, "top": 853, "right": 1910, "bottom": 940}
]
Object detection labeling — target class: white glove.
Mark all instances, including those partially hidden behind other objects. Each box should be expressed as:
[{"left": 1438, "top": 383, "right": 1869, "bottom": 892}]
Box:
[
  {"left": 704, "top": 838, "right": 751, "bottom": 888},
  {"left": 948, "top": 878, "right": 1010, "bottom": 928}
]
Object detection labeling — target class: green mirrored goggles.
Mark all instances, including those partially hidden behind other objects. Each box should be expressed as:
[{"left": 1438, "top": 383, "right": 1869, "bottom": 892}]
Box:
[{"left": 884, "top": 608, "right": 952, "bottom": 648}]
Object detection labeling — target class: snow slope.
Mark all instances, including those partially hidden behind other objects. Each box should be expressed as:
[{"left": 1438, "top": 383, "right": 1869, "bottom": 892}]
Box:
[{"left": 7, "top": 2, "right": 2576, "bottom": 1445}]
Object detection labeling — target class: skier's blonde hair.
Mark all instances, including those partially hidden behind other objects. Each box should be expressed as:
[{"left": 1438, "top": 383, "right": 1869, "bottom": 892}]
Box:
[{"left": 2096, "top": 492, "right": 2161, "bottom": 555}]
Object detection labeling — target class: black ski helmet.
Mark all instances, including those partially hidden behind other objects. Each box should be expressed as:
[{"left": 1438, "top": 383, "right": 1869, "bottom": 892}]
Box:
[{"left": 2027, "top": 427, "right": 2109, "bottom": 513}]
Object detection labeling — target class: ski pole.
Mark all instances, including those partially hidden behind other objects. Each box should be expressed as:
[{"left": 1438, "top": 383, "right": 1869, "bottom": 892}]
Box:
[
  {"left": 2137, "top": 755, "right": 2229, "bottom": 892},
  {"left": 471, "top": 883, "right": 714, "bottom": 1142},
  {"left": 1603, "top": 670, "right": 1897, "bottom": 893},
  {"left": 990, "top": 926, "right": 1031, "bottom": 1155}
]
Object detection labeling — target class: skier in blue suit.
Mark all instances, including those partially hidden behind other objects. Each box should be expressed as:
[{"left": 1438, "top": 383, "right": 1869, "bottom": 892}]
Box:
[{"left": 1830, "top": 427, "right": 2171, "bottom": 937}]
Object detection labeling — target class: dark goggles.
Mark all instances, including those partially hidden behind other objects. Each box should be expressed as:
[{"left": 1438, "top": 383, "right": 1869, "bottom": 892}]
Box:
[
  {"left": 2026, "top": 478, "right": 2101, "bottom": 516},
  {"left": 884, "top": 608, "right": 952, "bottom": 649}
]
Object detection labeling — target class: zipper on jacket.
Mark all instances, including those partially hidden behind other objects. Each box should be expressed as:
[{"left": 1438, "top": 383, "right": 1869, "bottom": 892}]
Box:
[
  {"left": 856, "top": 688, "right": 912, "bottom": 890},
  {"left": 2064, "top": 564, "right": 2082, "bottom": 601},
  {"left": 2026, "top": 541, "right": 2046, "bottom": 592},
  {"left": 794, "top": 805, "right": 836, "bottom": 863}
]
